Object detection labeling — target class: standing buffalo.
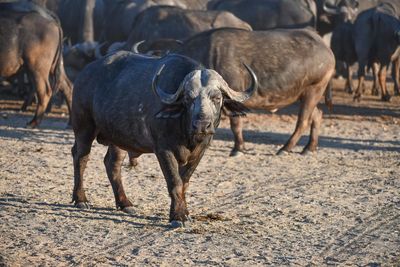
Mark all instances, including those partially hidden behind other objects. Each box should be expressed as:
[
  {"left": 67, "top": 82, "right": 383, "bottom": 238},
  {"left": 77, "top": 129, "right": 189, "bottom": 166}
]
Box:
[
  {"left": 102, "top": 0, "right": 210, "bottom": 43},
  {"left": 353, "top": 0, "right": 400, "bottom": 101},
  {"left": 331, "top": 21, "right": 357, "bottom": 93},
  {"left": 176, "top": 28, "right": 335, "bottom": 155},
  {"left": 124, "top": 5, "right": 252, "bottom": 53},
  {"left": 71, "top": 52, "right": 257, "bottom": 226},
  {"left": 207, "top": 0, "right": 359, "bottom": 36},
  {"left": 0, "top": 1, "right": 72, "bottom": 127},
  {"left": 32, "top": 0, "right": 103, "bottom": 44}
]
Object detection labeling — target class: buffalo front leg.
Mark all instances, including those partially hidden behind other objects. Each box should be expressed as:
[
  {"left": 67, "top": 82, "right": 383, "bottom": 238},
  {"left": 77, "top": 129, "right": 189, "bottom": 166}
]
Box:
[
  {"left": 302, "top": 107, "right": 322, "bottom": 154},
  {"left": 104, "top": 145, "right": 133, "bottom": 213},
  {"left": 72, "top": 130, "right": 95, "bottom": 209},
  {"left": 156, "top": 150, "right": 189, "bottom": 227},
  {"left": 229, "top": 116, "right": 245, "bottom": 156}
]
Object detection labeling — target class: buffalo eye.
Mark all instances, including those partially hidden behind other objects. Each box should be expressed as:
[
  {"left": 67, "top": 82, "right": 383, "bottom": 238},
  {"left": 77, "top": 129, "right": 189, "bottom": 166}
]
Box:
[{"left": 210, "top": 93, "right": 222, "bottom": 105}]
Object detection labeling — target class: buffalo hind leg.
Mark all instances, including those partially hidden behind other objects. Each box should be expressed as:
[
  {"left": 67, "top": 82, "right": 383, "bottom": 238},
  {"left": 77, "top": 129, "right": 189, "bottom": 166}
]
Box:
[
  {"left": 371, "top": 62, "right": 380, "bottom": 96},
  {"left": 302, "top": 107, "right": 322, "bottom": 154},
  {"left": 26, "top": 72, "right": 52, "bottom": 128},
  {"left": 72, "top": 127, "right": 96, "bottom": 209},
  {"left": 104, "top": 145, "right": 133, "bottom": 213},
  {"left": 278, "top": 85, "right": 325, "bottom": 155},
  {"left": 379, "top": 65, "right": 391, "bottom": 101},
  {"left": 229, "top": 116, "right": 245, "bottom": 156},
  {"left": 345, "top": 64, "right": 354, "bottom": 94},
  {"left": 392, "top": 58, "right": 400, "bottom": 96}
]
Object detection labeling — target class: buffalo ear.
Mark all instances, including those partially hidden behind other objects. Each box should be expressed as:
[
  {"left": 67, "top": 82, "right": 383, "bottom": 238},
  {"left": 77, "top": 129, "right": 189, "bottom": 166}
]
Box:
[
  {"left": 223, "top": 99, "right": 250, "bottom": 117},
  {"left": 155, "top": 105, "right": 184, "bottom": 119}
]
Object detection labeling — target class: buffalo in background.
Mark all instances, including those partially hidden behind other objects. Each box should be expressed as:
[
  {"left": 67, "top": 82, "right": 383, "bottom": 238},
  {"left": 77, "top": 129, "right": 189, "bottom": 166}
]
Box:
[
  {"left": 207, "top": 0, "right": 359, "bottom": 36},
  {"left": 101, "top": 0, "right": 210, "bottom": 43},
  {"left": 176, "top": 28, "right": 335, "bottom": 155},
  {"left": 0, "top": 1, "right": 72, "bottom": 127},
  {"left": 124, "top": 5, "right": 252, "bottom": 54},
  {"left": 353, "top": 0, "right": 400, "bottom": 101}
]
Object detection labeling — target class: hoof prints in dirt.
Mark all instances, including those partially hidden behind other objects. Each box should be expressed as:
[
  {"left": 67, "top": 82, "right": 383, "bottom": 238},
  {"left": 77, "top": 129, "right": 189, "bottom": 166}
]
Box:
[{"left": 320, "top": 204, "right": 400, "bottom": 264}]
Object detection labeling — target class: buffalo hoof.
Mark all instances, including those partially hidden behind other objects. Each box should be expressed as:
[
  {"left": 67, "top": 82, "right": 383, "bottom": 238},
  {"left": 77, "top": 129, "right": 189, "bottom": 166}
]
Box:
[
  {"left": 353, "top": 94, "right": 361, "bottom": 102},
  {"left": 26, "top": 121, "right": 38, "bottom": 129},
  {"left": 170, "top": 220, "right": 184, "bottom": 228},
  {"left": 75, "top": 202, "right": 90, "bottom": 209},
  {"left": 122, "top": 206, "right": 135, "bottom": 214},
  {"left": 301, "top": 149, "right": 316, "bottom": 156},
  {"left": 371, "top": 89, "right": 380, "bottom": 96},
  {"left": 229, "top": 150, "right": 244, "bottom": 157},
  {"left": 276, "top": 149, "right": 290, "bottom": 156},
  {"left": 381, "top": 94, "right": 391, "bottom": 102}
]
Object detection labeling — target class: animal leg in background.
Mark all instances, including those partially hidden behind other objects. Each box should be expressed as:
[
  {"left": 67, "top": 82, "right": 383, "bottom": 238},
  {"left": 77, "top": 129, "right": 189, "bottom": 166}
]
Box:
[
  {"left": 278, "top": 83, "right": 326, "bottom": 155},
  {"left": 229, "top": 116, "right": 245, "bottom": 156},
  {"left": 371, "top": 62, "right": 380, "bottom": 96},
  {"left": 302, "top": 107, "right": 323, "bottom": 154},
  {"left": 26, "top": 70, "right": 52, "bottom": 128},
  {"left": 392, "top": 57, "right": 400, "bottom": 95},
  {"left": 379, "top": 64, "right": 391, "bottom": 101},
  {"left": 104, "top": 145, "right": 133, "bottom": 212},
  {"left": 345, "top": 63, "right": 354, "bottom": 94}
]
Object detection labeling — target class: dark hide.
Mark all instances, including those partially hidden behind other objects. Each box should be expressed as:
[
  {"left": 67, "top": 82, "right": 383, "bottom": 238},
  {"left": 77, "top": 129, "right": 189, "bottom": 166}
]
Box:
[
  {"left": 101, "top": 0, "right": 210, "bottom": 43},
  {"left": 71, "top": 52, "right": 255, "bottom": 225},
  {"left": 208, "top": 0, "right": 359, "bottom": 35},
  {"left": 176, "top": 27, "right": 335, "bottom": 155},
  {"left": 124, "top": 5, "right": 251, "bottom": 52},
  {"left": 353, "top": 0, "right": 400, "bottom": 101}
]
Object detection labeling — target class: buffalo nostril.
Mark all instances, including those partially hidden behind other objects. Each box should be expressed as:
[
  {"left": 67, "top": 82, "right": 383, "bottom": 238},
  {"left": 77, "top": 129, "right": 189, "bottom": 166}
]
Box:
[{"left": 192, "top": 120, "right": 213, "bottom": 133}]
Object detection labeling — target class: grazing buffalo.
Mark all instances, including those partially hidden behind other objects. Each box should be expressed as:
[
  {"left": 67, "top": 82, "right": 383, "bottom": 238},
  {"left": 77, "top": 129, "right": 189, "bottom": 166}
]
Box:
[
  {"left": 207, "top": 0, "right": 359, "bottom": 35},
  {"left": 124, "top": 5, "right": 251, "bottom": 52},
  {"left": 176, "top": 28, "right": 335, "bottom": 155},
  {"left": 353, "top": 0, "right": 400, "bottom": 101},
  {"left": 0, "top": 1, "right": 72, "bottom": 127},
  {"left": 71, "top": 52, "right": 257, "bottom": 226},
  {"left": 102, "top": 0, "right": 210, "bottom": 43}
]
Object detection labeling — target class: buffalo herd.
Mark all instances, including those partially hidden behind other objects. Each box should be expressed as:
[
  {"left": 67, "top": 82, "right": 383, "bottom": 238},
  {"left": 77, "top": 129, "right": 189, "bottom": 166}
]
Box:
[{"left": 0, "top": 0, "right": 399, "bottom": 226}]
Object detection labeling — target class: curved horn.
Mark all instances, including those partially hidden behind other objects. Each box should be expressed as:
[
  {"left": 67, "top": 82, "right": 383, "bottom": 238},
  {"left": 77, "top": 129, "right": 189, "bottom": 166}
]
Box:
[
  {"left": 220, "top": 63, "right": 258, "bottom": 102},
  {"left": 323, "top": 2, "right": 341, "bottom": 15},
  {"left": 132, "top": 40, "right": 145, "bottom": 54},
  {"left": 94, "top": 42, "right": 107, "bottom": 59},
  {"left": 152, "top": 64, "right": 185, "bottom": 104}
]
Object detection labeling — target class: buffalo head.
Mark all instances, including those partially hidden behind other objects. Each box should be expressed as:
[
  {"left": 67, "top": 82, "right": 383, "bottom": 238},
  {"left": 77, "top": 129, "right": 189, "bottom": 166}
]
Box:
[
  {"left": 152, "top": 63, "right": 258, "bottom": 142},
  {"left": 321, "top": 0, "right": 359, "bottom": 22}
]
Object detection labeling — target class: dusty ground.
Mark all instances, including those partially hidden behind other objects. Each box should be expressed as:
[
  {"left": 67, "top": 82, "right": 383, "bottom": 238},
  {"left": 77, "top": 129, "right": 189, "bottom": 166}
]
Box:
[{"left": 0, "top": 79, "right": 399, "bottom": 266}]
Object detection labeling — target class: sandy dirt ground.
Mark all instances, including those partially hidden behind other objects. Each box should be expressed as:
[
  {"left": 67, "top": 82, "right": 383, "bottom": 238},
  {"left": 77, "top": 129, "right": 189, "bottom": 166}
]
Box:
[{"left": 0, "top": 79, "right": 399, "bottom": 266}]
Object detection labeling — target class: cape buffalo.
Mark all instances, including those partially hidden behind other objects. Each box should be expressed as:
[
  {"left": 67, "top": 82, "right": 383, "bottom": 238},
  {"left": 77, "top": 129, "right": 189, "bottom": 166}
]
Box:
[
  {"left": 353, "top": 0, "right": 400, "bottom": 101},
  {"left": 207, "top": 0, "right": 359, "bottom": 36},
  {"left": 0, "top": 1, "right": 72, "bottom": 127},
  {"left": 124, "top": 5, "right": 251, "bottom": 53},
  {"left": 176, "top": 28, "right": 335, "bottom": 156},
  {"left": 101, "top": 0, "right": 210, "bottom": 43},
  {"left": 71, "top": 52, "right": 257, "bottom": 226}
]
